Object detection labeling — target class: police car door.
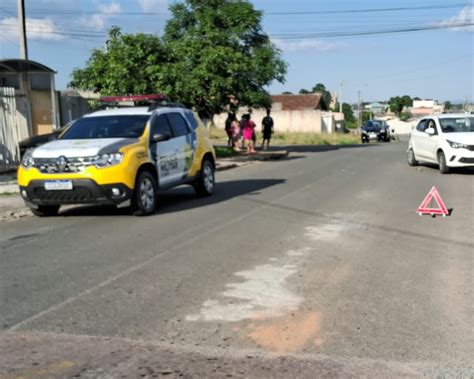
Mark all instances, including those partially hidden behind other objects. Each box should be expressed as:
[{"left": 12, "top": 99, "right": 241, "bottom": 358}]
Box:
[
  {"left": 166, "top": 112, "right": 194, "bottom": 181},
  {"left": 150, "top": 113, "right": 180, "bottom": 188}
]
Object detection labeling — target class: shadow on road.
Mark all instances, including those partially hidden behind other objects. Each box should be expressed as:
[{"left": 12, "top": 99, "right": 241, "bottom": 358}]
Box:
[
  {"left": 415, "top": 163, "right": 474, "bottom": 175},
  {"left": 59, "top": 178, "right": 286, "bottom": 217}
]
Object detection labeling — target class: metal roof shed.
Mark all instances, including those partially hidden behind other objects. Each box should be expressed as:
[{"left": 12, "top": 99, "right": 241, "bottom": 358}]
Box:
[{"left": 0, "top": 59, "right": 59, "bottom": 135}]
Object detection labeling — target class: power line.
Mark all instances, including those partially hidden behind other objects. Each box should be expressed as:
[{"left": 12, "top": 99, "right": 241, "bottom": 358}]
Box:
[
  {"left": 1, "top": 21, "right": 471, "bottom": 43},
  {"left": 0, "top": 2, "right": 469, "bottom": 17},
  {"left": 270, "top": 22, "right": 474, "bottom": 40},
  {"left": 266, "top": 3, "right": 470, "bottom": 15}
]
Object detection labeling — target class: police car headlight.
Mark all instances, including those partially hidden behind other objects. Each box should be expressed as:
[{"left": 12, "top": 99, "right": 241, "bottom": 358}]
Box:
[
  {"left": 93, "top": 153, "right": 123, "bottom": 167},
  {"left": 447, "top": 140, "right": 468, "bottom": 149},
  {"left": 21, "top": 151, "right": 35, "bottom": 168}
]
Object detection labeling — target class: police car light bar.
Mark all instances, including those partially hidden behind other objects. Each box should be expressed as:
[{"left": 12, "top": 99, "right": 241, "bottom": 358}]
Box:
[{"left": 99, "top": 94, "right": 167, "bottom": 103}]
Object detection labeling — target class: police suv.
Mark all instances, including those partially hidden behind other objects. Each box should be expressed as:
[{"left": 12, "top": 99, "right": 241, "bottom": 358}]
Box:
[{"left": 18, "top": 95, "right": 216, "bottom": 216}]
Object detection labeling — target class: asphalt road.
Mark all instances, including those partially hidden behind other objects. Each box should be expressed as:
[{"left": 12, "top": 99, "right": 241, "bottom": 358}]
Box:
[{"left": 1, "top": 141, "right": 473, "bottom": 378}]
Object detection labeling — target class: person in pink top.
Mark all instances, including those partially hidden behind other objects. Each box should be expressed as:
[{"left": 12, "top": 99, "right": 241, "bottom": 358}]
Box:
[
  {"left": 230, "top": 118, "right": 241, "bottom": 151},
  {"left": 242, "top": 114, "right": 256, "bottom": 153}
]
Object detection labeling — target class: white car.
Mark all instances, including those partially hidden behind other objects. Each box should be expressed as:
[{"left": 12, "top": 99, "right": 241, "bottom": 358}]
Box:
[{"left": 407, "top": 114, "right": 474, "bottom": 173}]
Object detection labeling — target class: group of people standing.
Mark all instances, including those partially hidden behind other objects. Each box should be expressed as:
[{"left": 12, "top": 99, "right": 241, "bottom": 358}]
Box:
[{"left": 225, "top": 110, "right": 274, "bottom": 154}]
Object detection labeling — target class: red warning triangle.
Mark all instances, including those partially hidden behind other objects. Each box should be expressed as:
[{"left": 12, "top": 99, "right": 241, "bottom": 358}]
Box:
[{"left": 417, "top": 186, "right": 449, "bottom": 216}]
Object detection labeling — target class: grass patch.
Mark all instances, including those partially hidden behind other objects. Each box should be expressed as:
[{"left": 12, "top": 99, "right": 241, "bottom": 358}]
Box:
[
  {"left": 271, "top": 132, "right": 360, "bottom": 146},
  {"left": 214, "top": 146, "right": 239, "bottom": 158},
  {"left": 209, "top": 127, "right": 360, "bottom": 146},
  {"left": 209, "top": 128, "right": 228, "bottom": 140},
  {"left": 0, "top": 192, "right": 18, "bottom": 196}
]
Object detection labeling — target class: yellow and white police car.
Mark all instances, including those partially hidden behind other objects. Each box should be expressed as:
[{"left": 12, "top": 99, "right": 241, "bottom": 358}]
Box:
[{"left": 18, "top": 95, "right": 216, "bottom": 216}]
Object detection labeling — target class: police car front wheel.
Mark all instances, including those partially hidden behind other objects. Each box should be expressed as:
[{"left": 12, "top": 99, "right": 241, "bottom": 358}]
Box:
[{"left": 132, "top": 171, "right": 157, "bottom": 216}]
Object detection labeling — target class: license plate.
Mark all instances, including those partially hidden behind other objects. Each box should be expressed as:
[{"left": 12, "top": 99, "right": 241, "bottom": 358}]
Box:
[
  {"left": 44, "top": 180, "right": 73, "bottom": 191},
  {"left": 370, "top": 133, "right": 376, "bottom": 137}
]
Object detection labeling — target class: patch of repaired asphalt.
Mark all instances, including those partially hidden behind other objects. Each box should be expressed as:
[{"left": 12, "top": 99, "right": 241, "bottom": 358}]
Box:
[
  {"left": 186, "top": 264, "right": 303, "bottom": 322},
  {"left": 185, "top": 219, "right": 352, "bottom": 356}
]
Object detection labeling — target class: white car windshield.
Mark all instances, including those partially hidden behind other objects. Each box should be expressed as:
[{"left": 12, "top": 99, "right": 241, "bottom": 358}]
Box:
[{"left": 439, "top": 117, "right": 474, "bottom": 133}]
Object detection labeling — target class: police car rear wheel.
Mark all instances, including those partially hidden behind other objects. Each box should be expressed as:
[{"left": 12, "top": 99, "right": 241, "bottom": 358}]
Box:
[
  {"left": 132, "top": 171, "right": 157, "bottom": 216},
  {"left": 31, "top": 205, "right": 60, "bottom": 217},
  {"left": 194, "top": 159, "right": 215, "bottom": 197}
]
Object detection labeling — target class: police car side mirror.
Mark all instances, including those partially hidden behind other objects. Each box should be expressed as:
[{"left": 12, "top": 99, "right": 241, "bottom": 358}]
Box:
[{"left": 152, "top": 133, "right": 171, "bottom": 142}]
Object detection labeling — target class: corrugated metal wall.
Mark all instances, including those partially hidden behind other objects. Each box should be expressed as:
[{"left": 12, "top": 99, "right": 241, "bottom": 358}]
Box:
[
  {"left": 0, "top": 87, "right": 31, "bottom": 172},
  {"left": 59, "top": 93, "right": 92, "bottom": 125}
]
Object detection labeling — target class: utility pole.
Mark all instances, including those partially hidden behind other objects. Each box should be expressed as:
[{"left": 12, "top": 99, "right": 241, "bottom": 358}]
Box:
[
  {"left": 17, "top": 0, "right": 28, "bottom": 59},
  {"left": 358, "top": 90, "right": 362, "bottom": 129},
  {"left": 339, "top": 81, "right": 344, "bottom": 114}
]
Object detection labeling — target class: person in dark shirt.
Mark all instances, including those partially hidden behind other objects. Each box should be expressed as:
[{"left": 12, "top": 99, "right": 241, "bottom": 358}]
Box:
[
  {"left": 261, "top": 110, "right": 274, "bottom": 150},
  {"left": 225, "top": 112, "right": 235, "bottom": 147}
]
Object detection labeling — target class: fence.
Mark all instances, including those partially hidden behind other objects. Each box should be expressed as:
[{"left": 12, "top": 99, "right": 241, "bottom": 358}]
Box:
[
  {"left": 59, "top": 92, "right": 92, "bottom": 125},
  {"left": 0, "top": 87, "right": 31, "bottom": 172}
]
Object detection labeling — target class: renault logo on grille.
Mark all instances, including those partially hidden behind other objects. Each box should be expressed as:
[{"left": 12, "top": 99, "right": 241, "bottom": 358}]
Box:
[{"left": 57, "top": 156, "right": 68, "bottom": 172}]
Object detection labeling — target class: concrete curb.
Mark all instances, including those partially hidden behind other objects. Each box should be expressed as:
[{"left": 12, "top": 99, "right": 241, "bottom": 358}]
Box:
[{"left": 0, "top": 183, "right": 19, "bottom": 194}]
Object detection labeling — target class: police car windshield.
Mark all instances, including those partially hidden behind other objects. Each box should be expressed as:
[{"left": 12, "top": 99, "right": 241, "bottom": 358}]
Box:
[
  {"left": 60, "top": 115, "right": 149, "bottom": 139},
  {"left": 439, "top": 117, "right": 474, "bottom": 133}
]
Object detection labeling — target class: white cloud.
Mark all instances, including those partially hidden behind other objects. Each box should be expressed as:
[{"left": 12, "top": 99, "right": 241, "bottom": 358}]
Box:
[
  {"left": 78, "top": 14, "right": 106, "bottom": 30},
  {"left": 99, "top": 2, "right": 122, "bottom": 15},
  {"left": 77, "top": 2, "right": 122, "bottom": 31},
  {"left": 137, "top": 0, "right": 168, "bottom": 12},
  {"left": 0, "top": 17, "right": 64, "bottom": 41},
  {"left": 272, "top": 38, "right": 340, "bottom": 53},
  {"left": 439, "top": 5, "right": 474, "bottom": 32}
]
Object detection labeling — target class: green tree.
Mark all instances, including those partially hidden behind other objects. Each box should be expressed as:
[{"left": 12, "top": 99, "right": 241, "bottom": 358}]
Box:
[
  {"left": 444, "top": 101, "right": 452, "bottom": 110},
  {"left": 299, "top": 88, "right": 311, "bottom": 94},
  {"left": 70, "top": 27, "right": 168, "bottom": 95},
  {"left": 389, "top": 95, "right": 413, "bottom": 115},
  {"left": 311, "top": 83, "right": 332, "bottom": 108},
  {"left": 160, "top": 0, "right": 287, "bottom": 119},
  {"left": 361, "top": 111, "right": 373, "bottom": 123},
  {"left": 282, "top": 91, "right": 293, "bottom": 95},
  {"left": 333, "top": 103, "right": 355, "bottom": 122}
]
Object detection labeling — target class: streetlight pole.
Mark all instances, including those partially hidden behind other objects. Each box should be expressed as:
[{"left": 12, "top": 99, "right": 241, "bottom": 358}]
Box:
[
  {"left": 17, "top": 0, "right": 28, "bottom": 59},
  {"left": 339, "top": 81, "right": 344, "bottom": 114},
  {"left": 358, "top": 90, "right": 362, "bottom": 129}
]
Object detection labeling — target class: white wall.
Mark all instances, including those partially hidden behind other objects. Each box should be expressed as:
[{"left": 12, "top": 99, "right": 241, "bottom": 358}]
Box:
[
  {"left": 384, "top": 118, "right": 417, "bottom": 135},
  {"left": 213, "top": 109, "right": 328, "bottom": 133},
  {"left": 413, "top": 100, "right": 436, "bottom": 108}
]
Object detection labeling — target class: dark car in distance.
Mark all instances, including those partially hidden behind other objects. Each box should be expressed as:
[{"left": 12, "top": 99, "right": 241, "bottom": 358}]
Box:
[
  {"left": 361, "top": 120, "right": 390, "bottom": 143},
  {"left": 18, "top": 120, "right": 75, "bottom": 159}
]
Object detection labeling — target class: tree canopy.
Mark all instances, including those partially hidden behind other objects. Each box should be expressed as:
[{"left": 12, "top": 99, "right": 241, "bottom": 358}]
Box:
[
  {"left": 160, "top": 0, "right": 286, "bottom": 118},
  {"left": 70, "top": 27, "right": 168, "bottom": 95},
  {"left": 389, "top": 95, "right": 413, "bottom": 114},
  {"left": 298, "top": 83, "right": 332, "bottom": 108},
  {"left": 70, "top": 1, "right": 287, "bottom": 119},
  {"left": 334, "top": 102, "right": 355, "bottom": 124},
  {"left": 311, "top": 83, "right": 332, "bottom": 107}
]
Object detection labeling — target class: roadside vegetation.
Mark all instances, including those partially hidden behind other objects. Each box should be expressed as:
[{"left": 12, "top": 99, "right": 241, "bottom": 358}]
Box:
[
  {"left": 210, "top": 128, "right": 360, "bottom": 148},
  {"left": 214, "top": 146, "right": 239, "bottom": 159}
]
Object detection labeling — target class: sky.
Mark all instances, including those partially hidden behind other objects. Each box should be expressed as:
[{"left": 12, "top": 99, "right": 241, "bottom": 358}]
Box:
[{"left": 0, "top": 0, "right": 473, "bottom": 104}]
